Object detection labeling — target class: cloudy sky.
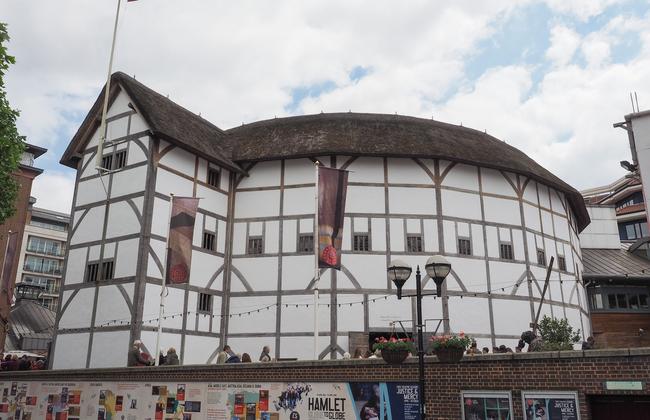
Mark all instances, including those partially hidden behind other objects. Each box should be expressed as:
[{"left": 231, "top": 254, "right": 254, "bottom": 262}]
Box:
[{"left": 4, "top": 0, "right": 650, "bottom": 213}]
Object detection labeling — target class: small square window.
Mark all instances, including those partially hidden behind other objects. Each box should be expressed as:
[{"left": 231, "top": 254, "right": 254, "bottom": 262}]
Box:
[
  {"left": 458, "top": 238, "right": 471, "bottom": 256},
  {"left": 536, "top": 249, "right": 546, "bottom": 266},
  {"left": 202, "top": 232, "right": 215, "bottom": 251},
  {"left": 85, "top": 262, "right": 99, "bottom": 282},
  {"left": 207, "top": 168, "right": 220, "bottom": 188},
  {"left": 114, "top": 150, "right": 127, "bottom": 169},
  {"left": 558, "top": 256, "right": 567, "bottom": 271},
  {"left": 298, "top": 234, "right": 314, "bottom": 253},
  {"left": 102, "top": 260, "right": 114, "bottom": 280},
  {"left": 406, "top": 235, "right": 423, "bottom": 253},
  {"left": 248, "top": 237, "right": 263, "bottom": 255},
  {"left": 499, "top": 243, "right": 513, "bottom": 260},
  {"left": 198, "top": 293, "right": 212, "bottom": 313},
  {"left": 353, "top": 234, "right": 370, "bottom": 252},
  {"left": 101, "top": 154, "right": 113, "bottom": 171},
  {"left": 607, "top": 294, "right": 617, "bottom": 309}
]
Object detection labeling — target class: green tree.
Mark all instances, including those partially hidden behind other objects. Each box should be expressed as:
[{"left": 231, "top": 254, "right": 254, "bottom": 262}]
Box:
[
  {"left": 0, "top": 22, "right": 25, "bottom": 224},
  {"left": 538, "top": 315, "right": 581, "bottom": 351}
]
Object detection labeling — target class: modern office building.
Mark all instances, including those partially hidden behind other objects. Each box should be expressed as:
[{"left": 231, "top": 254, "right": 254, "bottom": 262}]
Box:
[
  {"left": 51, "top": 72, "right": 590, "bottom": 368},
  {"left": 15, "top": 207, "right": 70, "bottom": 311}
]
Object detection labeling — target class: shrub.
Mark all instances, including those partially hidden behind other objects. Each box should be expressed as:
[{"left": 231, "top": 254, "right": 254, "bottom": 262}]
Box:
[{"left": 538, "top": 315, "right": 581, "bottom": 351}]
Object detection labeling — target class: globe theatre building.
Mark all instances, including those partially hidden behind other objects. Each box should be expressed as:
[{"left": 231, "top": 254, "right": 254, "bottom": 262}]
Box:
[{"left": 51, "top": 72, "right": 590, "bottom": 368}]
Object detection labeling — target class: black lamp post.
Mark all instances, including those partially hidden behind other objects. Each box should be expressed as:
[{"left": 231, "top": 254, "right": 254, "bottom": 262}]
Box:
[{"left": 387, "top": 255, "right": 451, "bottom": 420}]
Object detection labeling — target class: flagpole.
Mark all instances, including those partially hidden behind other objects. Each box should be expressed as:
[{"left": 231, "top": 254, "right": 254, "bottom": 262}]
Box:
[
  {"left": 155, "top": 193, "right": 174, "bottom": 366},
  {"left": 313, "top": 161, "right": 320, "bottom": 360},
  {"left": 96, "top": 0, "right": 123, "bottom": 171}
]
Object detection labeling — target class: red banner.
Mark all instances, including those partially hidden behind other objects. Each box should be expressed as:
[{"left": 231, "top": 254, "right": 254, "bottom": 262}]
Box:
[
  {"left": 1, "top": 232, "right": 18, "bottom": 305},
  {"left": 166, "top": 197, "right": 199, "bottom": 285},
  {"left": 318, "top": 167, "right": 348, "bottom": 269}
]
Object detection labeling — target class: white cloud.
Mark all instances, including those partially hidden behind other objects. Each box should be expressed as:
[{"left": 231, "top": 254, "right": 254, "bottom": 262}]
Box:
[
  {"left": 543, "top": 0, "right": 625, "bottom": 21},
  {"left": 546, "top": 25, "right": 581, "bottom": 67},
  {"left": 30, "top": 171, "right": 75, "bottom": 214}
]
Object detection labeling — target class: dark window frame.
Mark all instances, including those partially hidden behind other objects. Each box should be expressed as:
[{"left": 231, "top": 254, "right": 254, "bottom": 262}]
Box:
[
  {"left": 297, "top": 234, "right": 314, "bottom": 254},
  {"left": 558, "top": 256, "right": 567, "bottom": 271},
  {"left": 536, "top": 249, "right": 546, "bottom": 266},
  {"left": 207, "top": 167, "right": 221, "bottom": 188},
  {"left": 353, "top": 233, "right": 370, "bottom": 252},
  {"left": 457, "top": 238, "right": 472, "bottom": 256},
  {"left": 588, "top": 285, "right": 650, "bottom": 313},
  {"left": 202, "top": 231, "right": 216, "bottom": 251},
  {"left": 85, "top": 261, "right": 100, "bottom": 283},
  {"left": 100, "top": 148, "right": 128, "bottom": 171},
  {"left": 101, "top": 259, "right": 115, "bottom": 280},
  {"left": 406, "top": 234, "right": 423, "bottom": 253},
  {"left": 197, "top": 292, "right": 213, "bottom": 313},
  {"left": 247, "top": 236, "right": 263, "bottom": 255},
  {"left": 499, "top": 242, "right": 513, "bottom": 260}
]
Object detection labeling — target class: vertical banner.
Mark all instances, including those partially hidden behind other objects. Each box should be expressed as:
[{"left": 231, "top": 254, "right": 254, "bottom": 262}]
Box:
[
  {"left": 318, "top": 167, "right": 348, "bottom": 269},
  {"left": 1, "top": 232, "right": 18, "bottom": 304},
  {"left": 166, "top": 197, "right": 199, "bottom": 285},
  {"left": 522, "top": 391, "right": 580, "bottom": 420}
]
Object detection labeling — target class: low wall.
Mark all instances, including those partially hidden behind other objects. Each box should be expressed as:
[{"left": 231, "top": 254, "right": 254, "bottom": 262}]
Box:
[{"left": 2, "top": 348, "right": 650, "bottom": 420}]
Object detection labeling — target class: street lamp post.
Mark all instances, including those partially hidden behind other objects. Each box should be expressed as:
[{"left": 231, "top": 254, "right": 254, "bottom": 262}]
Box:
[{"left": 387, "top": 256, "right": 451, "bottom": 420}]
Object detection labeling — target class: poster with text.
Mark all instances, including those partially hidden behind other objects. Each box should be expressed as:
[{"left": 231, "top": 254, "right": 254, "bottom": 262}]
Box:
[{"left": 522, "top": 392, "right": 579, "bottom": 420}]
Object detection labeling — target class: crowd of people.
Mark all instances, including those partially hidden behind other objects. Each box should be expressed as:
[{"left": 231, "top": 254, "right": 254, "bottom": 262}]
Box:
[
  {"left": 126, "top": 341, "right": 274, "bottom": 367},
  {"left": 0, "top": 353, "right": 47, "bottom": 371}
]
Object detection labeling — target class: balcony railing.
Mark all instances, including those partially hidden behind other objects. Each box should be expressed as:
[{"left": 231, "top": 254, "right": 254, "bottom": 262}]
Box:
[
  {"left": 26, "top": 245, "right": 66, "bottom": 257},
  {"left": 22, "top": 265, "right": 62, "bottom": 276}
]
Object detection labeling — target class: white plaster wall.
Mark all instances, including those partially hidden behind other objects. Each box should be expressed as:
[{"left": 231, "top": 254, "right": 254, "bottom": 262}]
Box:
[
  {"left": 443, "top": 220, "right": 457, "bottom": 254},
  {"left": 448, "top": 297, "right": 491, "bottom": 334},
  {"left": 180, "top": 334, "right": 219, "bottom": 365},
  {"left": 481, "top": 168, "right": 517, "bottom": 197},
  {"left": 189, "top": 252, "right": 223, "bottom": 289},
  {"left": 58, "top": 288, "right": 95, "bottom": 329},
  {"left": 489, "top": 261, "right": 527, "bottom": 296},
  {"left": 281, "top": 255, "right": 313, "bottom": 290},
  {"left": 159, "top": 146, "right": 196, "bottom": 177},
  {"left": 280, "top": 336, "right": 329, "bottom": 360},
  {"left": 483, "top": 197, "right": 521, "bottom": 226},
  {"left": 492, "top": 299, "right": 532, "bottom": 335},
  {"left": 106, "top": 90, "right": 133, "bottom": 118},
  {"left": 447, "top": 257, "right": 486, "bottom": 291},
  {"left": 114, "top": 238, "right": 139, "bottom": 278},
  {"left": 522, "top": 180, "right": 538, "bottom": 203},
  {"left": 140, "top": 331, "right": 182, "bottom": 361},
  {"left": 89, "top": 330, "right": 130, "bottom": 368},
  {"left": 266, "top": 221, "right": 280, "bottom": 253},
  {"left": 344, "top": 255, "right": 388, "bottom": 289},
  {"left": 156, "top": 168, "right": 193, "bottom": 196},
  {"left": 346, "top": 157, "right": 384, "bottom": 183},
  {"left": 151, "top": 197, "right": 170, "bottom": 238},
  {"left": 523, "top": 203, "right": 541, "bottom": 231},
  {"left": 441, "top": 190, "right": 481, "bottom": 220},
  {"left": 232, "top": 257, "right": 278, "bottom": 291},
  {"left": 53, "top": 333, "right": 89, "bottom": 369},
  {"left": 228, "top": 295, "right": 277, "bottom": 334},
  {"left": 284, "top": 187, "right": 315, "bottom": 216},
  {"left": 235, "top": 190, "right": 280, "bottom": 218},
  {"left": 442, "top": 164, "right": 479, "bottom": 191},
  {"left": 147, "top": 238, "right": 166, "bottom": 279},
  {"left": 538, "top": 184, "right": 551, "bottom": 210},
  {"left": 389, "top": 219, "right": 405, "bottom": 252},
  {"left": 75, "top": 178, "right": 108, "bottom": 206},
  {"left": 64, "top": 248, "right": 87, "bottom": 285},
  {"left": 347, "top": 186, "right": 385, "bottom": 214},
  {"left": 423, "top": 219, "right": 439, "bottom": 253},
  {"left": 281, "top": 294, "right": 330, "bottom": 333},
  {"left": 389, "top": 187, "right": 435, "bottom": 215},
  {"left": 143, "top": 284, "right": 184, "bottom": 329},
  {"left": 336, "top": 294, "right": 365, "bottom": 331},
  {"left": 94, "top": 285, "right": 131, "bottom": 326},
  {"left": 368, "top": 294, "right": 412, "bottom": 329},
  {"left": 197, "top": 185, "right": 228, "bottom": 215},
  {"left": 285, "top": 158, "right": 315, "bottom": 185},
  {"left": 127, "top": 137, "right": 149, "bottom": 164},
  {"left": 387, "top": 158, "right": 432, "bottom": 184},
  {"left": 239, "top": 161, "right": 281, "bottom": 188},
  {"left": 579, "top": 205, "right": 620, "bottom": 249},
  {"left": 105, "top": 201, "right": 141, "bottom": 238},
  {"left": 370, "top": 218, "right": 387, "bottom": 251},
  {"left": 111, "top": 165, "right": 148, "bottom": 198}
]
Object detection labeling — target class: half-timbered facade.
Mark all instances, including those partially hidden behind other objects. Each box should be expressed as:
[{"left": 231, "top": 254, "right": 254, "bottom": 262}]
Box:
[{"left": 51, "top": 72, "right": 591, "bottom": 368}]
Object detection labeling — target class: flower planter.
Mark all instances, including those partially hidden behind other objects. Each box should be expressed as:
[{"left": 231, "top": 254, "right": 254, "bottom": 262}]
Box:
[
  {"left": 434, "top": 346, "right": 464, "bottom": 363},
  {"left": 381, "top": 349, "right": 410, "bottom": 365}
]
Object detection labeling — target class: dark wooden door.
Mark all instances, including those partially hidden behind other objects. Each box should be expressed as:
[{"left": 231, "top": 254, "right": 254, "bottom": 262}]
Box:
[{"left": 590, "top": 396, "right": 650, "bottom": 420}]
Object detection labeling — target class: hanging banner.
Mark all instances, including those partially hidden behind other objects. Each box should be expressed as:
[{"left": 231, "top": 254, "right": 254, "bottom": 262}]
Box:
[
  {"left": 1, "top": 232, "right": 18, "bottom": 305},
  {"left": 318, "top": 167, "right": 348, "bottom": 270},
  {"left": 166, "top": 197, "right": 200, "bottom": 284}
]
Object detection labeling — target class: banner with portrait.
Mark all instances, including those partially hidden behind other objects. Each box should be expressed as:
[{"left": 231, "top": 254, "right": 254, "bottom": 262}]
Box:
[
  {"left": 166, "top": 197, "right": 200, "bottom": 285},
  {"left": 522, "top": 391, "right": 580, "bottom": 420},
  {"left": 318, "top": 167, "right": 348, "bottom": 270}
]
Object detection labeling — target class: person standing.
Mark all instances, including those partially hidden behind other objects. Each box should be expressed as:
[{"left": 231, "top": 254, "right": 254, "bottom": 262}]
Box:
[
  {"left": 259, "top": 345, "right": 271, "bottom": 362},
  {"left": 163, "top": 347, "right": 180, "bottom": 365},
  {"left": 128, "top": 340, "right": 152, "bottom": 367}
]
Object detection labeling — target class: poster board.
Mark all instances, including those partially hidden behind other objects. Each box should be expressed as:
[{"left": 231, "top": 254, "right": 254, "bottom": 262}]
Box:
[
  {"left": 521, "top": 391, "right": 580, "bottom": 420},
  {"left": 0, "top": 380, "right": 420, "bottom": 420},
  {"left": 461, "top": 391, "right": 513, "bottom": 420}
]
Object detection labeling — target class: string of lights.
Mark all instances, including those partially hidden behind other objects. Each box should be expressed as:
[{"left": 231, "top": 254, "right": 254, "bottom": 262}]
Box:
[{"left": 70, "top": 276, "right": 581, "bottom": 330}]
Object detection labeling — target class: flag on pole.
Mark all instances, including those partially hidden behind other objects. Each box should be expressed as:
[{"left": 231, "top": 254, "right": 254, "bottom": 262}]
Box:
[
  {"left": 166, "top": 197, "right": 199, "bottom": 284},
  {"left": 1, "top": 232, "right": 18, "bottom": 305},
  {"left": 318, "top": 167, "right": 348, "bottom": 269}
]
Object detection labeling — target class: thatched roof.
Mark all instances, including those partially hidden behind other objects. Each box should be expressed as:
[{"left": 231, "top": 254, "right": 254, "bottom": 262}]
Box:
[{"left": 61, "top": 73, "right": 589, "bottom": 231}]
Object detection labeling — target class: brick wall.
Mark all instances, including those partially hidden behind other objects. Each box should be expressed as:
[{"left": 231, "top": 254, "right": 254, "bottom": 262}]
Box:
[{"left": 3, "top": 348, "right": 650, "bottom": 420}]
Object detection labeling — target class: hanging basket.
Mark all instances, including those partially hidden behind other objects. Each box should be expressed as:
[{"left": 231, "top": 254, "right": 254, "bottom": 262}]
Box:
[
  {"left": 434, "top": 346, "right": 465, "bottom": 363},
  {"left": 381, "top": 349, "right": 410, "bottom": 365}
]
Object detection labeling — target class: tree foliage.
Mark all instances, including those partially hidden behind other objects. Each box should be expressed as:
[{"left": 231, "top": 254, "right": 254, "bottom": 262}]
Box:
[
  {"left": 538, "top": 315, "right": 581, "bottom": 351},
  {"left": 0, "top": 22, "right": 25, "bottom": 224}
]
